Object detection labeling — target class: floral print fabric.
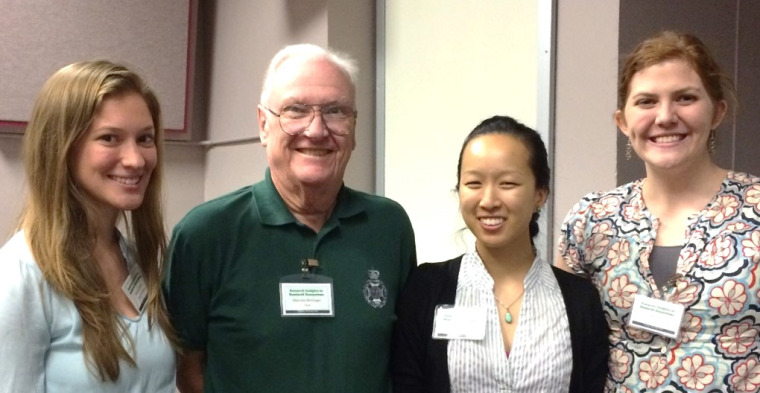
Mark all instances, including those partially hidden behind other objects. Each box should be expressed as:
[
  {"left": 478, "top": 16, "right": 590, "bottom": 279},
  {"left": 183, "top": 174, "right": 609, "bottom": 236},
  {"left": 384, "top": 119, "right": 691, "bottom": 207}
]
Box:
[{"left": 560, "top": 171, "right": 760, "bottom": 393}]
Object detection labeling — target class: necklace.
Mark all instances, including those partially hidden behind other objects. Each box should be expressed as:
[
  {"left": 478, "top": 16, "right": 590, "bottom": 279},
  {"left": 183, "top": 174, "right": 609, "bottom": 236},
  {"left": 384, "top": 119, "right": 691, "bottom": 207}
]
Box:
[{"left": 494, "top": 289, "right": 525, "bottom": 324}]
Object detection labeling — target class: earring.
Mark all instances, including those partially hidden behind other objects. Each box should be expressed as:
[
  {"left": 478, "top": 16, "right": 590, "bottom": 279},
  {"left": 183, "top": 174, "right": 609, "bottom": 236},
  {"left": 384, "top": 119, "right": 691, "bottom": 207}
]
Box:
[
  {"left": 535, "top": 207, "right": 542, "bottom": 214},
  {"left": 708, "top": 129, "right": 716, "bottom": 155},
  {"left": 625, "top": 139, "right": 632, "bottom": 160}
]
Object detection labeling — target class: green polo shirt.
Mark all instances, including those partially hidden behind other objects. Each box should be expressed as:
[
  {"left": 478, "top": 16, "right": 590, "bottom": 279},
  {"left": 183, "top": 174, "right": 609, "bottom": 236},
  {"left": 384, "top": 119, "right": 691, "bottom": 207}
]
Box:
[{"left": 163, "top": 168, "right": 416, "bottom": 392}]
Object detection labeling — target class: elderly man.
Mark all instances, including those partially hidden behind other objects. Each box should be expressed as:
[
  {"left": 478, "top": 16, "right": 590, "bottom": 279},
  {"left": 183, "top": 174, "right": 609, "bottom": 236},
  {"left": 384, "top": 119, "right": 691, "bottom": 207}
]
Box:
[{"left": 163, "top": 44, "right": 417, "bottom": 392}]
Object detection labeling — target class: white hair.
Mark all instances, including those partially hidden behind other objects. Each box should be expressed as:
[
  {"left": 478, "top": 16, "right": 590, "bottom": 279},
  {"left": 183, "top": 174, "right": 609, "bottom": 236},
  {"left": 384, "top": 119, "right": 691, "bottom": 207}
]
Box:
[{"left": 259, "top": 43, "right": 358, "bottom": 106}]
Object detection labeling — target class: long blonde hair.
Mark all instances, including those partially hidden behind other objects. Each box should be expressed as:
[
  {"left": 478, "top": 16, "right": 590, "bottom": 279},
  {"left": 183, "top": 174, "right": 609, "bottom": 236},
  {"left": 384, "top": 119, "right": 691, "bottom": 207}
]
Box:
[{"left": 21, "top": 60, "right": 177, "bottom": 381}]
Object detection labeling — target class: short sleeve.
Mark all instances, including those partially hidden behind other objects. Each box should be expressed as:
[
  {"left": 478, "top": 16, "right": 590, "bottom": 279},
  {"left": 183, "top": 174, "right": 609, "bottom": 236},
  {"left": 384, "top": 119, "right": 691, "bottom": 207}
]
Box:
[
  {"left": 0, "top": 233, "right": 51, "bottom": 392},
  {"left": 395, "top": 204, "right": 418, "bottom": 282},
  {"left": 162, "top": 222, "right": 209, "bottom": 351},
  {"left": 558, "top": 196, "right": 595, "bottom": 277}
]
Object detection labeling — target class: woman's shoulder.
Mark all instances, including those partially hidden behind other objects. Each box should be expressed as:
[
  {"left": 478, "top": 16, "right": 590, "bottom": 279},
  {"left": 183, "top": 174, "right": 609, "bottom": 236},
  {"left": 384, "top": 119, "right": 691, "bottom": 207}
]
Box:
[
  {"left": 578, "top": 180, "right": 641, "bottom": 204},
  {"left": 726, "top": 171, "right": 760, "bottom": 193},
  {"left": 562, "top": 180, "right": 642, "bottom": 227},
  {"left": 0, "top": 231, "right": 41, "bottom": 274},
  {"left": 727, "top": 171, "right": 760, "bottom": 184},
  {"left": 550, "top": 266, "right": 597, "bottom": 293},
  {"left": 406, "top": 256, "right": 463, "bottom": 287},
  {"left": 417, "top": 255, "right": 462, "bottom": 273}
]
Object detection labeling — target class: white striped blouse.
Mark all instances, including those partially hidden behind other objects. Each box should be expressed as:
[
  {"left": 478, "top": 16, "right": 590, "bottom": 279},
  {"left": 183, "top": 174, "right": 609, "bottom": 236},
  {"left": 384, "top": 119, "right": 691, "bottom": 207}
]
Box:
[{"left": 447, "top": 252, "right": 573, "bottom": 393}]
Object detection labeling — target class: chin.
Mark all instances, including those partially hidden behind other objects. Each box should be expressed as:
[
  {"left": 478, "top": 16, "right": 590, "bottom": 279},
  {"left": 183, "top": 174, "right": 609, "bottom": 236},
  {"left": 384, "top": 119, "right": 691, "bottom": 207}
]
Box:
[
  {"left": 475, "top": 236, "right": 511, "bottom": 250},
  {"left": 114, "top": 198, "right": 146, "bottom": 212},
  {"left": 296, "top": 171, "right": 340, "bottom": 186}
]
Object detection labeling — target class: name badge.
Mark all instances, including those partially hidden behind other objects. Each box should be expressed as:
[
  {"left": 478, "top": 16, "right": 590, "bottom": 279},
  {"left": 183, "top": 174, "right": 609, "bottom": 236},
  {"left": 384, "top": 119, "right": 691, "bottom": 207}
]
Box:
[
  {"left": 280, "top": 276, "right": 335, "bottom": 317},
  {"left": 122, "top": 262, "right": 148, "bottom": 314},
  {"left": 628, "top": 294, "right": 685, "bottom": 339},
  {"left": 432, "top": 305, "right": 487, "bottom": 340}
]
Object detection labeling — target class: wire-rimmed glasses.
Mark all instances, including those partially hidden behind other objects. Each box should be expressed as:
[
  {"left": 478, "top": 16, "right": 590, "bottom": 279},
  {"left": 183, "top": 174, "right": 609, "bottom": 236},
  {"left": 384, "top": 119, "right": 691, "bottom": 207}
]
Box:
[{"left": 263, "top": 103, "right": 357, "bottom": 136}]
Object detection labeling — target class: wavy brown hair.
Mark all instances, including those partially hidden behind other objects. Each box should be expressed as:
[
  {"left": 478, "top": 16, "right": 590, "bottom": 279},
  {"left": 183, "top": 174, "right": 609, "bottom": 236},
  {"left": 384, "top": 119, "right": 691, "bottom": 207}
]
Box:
[
  {"left": 20, "top": 60, "right": 177, "bottom": 381},
  {"left": 617, "top": 31, "right": 735, "bottom": 112}
]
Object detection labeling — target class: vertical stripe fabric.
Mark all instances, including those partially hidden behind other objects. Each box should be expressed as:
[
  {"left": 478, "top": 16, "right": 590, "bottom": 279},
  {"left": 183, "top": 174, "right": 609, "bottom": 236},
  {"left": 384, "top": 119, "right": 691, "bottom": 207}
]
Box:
[{"left": 447, "top": 253, "right": 573, "bottom": 393}]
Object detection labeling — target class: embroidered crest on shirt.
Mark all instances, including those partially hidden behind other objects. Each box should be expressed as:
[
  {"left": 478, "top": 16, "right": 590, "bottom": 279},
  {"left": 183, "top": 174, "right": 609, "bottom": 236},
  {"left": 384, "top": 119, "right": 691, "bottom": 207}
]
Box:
[{"left": 363, "top": 269, "right": 387, "bottom": 308}]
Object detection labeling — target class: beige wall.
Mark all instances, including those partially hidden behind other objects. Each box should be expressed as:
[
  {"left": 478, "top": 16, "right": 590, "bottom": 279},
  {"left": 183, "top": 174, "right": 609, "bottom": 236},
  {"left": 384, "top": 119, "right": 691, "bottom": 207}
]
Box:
[
  {"left": 0, "top": 1, "right": 622, "bottom": 261},
  {"left": 0, "top": 135, "right": 25, "bottom": 241},
  {"left": 383, "top": 0, "right": 540, "bottom": 263},
  {"left": 0, "top": 0, "right": 376, "bottom": 240},
  {"left": 553, "top": 0, "right": 619, "bottom": 252},
  {"left": 203, "top": 0, "right": 376, "bottom": 201}
]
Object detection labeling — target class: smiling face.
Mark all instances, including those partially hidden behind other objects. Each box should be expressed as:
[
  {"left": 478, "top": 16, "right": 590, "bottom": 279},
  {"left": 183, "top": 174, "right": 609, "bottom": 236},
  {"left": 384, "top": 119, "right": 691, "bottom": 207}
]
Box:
[
  {"left": 615, "top": 59, "right": 727, "bottom": 173},
  {"left": 258, "top": 57, "right": 356, "bottom": 192},
  {"left": 458, "top": 134, "right": 547, "bottom": 253},
  {"left": 70, "top": 92, "right": 157, "bottom": 222}
]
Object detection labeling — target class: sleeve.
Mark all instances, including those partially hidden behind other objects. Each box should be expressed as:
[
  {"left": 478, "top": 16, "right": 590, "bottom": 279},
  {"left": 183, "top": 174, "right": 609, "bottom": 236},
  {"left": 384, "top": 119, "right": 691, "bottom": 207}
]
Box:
[
  {"left": 397, "top": 207, "right": 417, "bottom": 285},
  {"left": 390, "top": 264, "right": 443, "bottom": 393},
  {"left": 161, "top": 222, "right": 210, "bottom": 351},
  {"left": 582, "top": 282, "right": 610, "bottom": 393},
  {"left": 0, "top": 240, "right": 50, "bottom": 393},
  {"left": 558, "top": 195, "right": 596, "bottom": 277}
]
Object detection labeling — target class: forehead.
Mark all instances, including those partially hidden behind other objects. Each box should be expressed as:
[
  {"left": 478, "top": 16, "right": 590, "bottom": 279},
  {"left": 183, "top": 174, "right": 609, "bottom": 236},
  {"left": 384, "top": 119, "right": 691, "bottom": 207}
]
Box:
[
  {"left": 629, "top": 59, "right": 704, "bottom": 92},
  {"left": 463, "top": 134, "right": 532, "bottom": 170},
  {"left": 270, "top": 57, "right": 354, "bottom": 104},
  {"left": 91, "top": 92, "right": 152, "bottom": 123}
]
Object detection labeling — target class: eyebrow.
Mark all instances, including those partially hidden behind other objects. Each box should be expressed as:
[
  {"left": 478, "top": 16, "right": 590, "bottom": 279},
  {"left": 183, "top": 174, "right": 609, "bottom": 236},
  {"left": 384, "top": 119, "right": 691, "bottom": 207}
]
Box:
[
  {"left": 630, "top": 85, "right": 703, "bottom": 97},
  {"left": 92, "top": 125, "right": 155, "bottom": 133},
  {"left": 281, "top": 98, "right": 351, "bottom": 106},
  {"left": 460, "top": 168, "right": 524, "bottom": 177}
]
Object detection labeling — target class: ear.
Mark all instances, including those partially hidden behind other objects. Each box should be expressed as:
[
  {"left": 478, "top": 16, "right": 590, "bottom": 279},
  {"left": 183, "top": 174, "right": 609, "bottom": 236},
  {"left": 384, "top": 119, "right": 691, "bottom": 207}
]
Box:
[
  {"left": 711, "top": 99, "right": 728, "bottom": 129},
  {"left": 257, "top": 105, "right": 269, "bottom": 147},
  {"left": 613, "top": 109, "right": 631, "bottom": 138},
  {"left": 349, "top": 132, "right": 357, "bottom": 151},
  {"left": 535, "top": 188, "right": 548, "bottom": 209}
]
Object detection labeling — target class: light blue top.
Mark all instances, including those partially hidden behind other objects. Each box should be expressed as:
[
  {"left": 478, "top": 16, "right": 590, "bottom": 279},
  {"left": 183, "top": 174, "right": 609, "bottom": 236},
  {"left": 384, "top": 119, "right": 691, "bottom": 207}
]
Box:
[{"left": 0, "top": 231, "right": 175, "bottom": 393}]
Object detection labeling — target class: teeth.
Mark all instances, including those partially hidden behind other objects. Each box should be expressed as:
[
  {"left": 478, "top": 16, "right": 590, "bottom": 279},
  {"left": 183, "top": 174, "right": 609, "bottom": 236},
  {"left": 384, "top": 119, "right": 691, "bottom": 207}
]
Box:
[
  {"left": 480, "top": 217, "right": 505, "bottom": 226},
  {"left": 299, "top": 148, "right": 329, "bottom": 156},
  {"left": 112, "top": 176, "right": 140, "bottom": 185},
  {"left": 652, "top": 135, "right": 683, "bottom": 143}
]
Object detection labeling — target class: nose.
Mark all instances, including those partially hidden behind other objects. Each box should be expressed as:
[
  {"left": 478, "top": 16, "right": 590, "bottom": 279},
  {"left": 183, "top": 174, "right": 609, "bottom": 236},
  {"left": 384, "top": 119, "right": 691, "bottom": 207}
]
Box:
[
  {"left": 302, "top": 108, "right": 329, "bottom": 138},
  {"left": 121, "top": 140, "right": 146, "bottom": 168},
  {"left": 479, "top": 185, "right": 501, "bottom": 209},
  {"left": 655, "top": 101, "right": 677, "bottom": 126}
]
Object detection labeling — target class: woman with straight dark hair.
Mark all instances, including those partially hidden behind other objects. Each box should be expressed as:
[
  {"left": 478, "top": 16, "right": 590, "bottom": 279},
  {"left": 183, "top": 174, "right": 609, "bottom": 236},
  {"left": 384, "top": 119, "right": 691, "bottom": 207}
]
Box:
[{"left": 392, "top": 115, "right": 608, "bottom": 393}]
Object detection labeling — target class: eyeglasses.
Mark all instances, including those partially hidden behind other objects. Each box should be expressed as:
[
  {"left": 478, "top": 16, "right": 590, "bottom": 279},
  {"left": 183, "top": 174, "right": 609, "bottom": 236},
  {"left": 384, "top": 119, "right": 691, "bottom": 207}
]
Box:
[{"left": 263, "top": 104, "right": 357, "bottom": 136}]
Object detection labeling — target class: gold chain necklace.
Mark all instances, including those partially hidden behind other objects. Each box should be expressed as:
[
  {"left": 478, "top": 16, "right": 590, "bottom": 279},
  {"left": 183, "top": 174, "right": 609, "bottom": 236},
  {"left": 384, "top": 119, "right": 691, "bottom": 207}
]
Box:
[{"left": 494, "top": 289, "right": 525, "bottom": 324}]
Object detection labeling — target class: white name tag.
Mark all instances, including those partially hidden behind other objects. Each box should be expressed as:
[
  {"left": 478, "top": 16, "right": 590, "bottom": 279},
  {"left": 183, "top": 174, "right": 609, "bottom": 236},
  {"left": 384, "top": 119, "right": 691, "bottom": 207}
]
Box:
[
  {"left": 432, "top": 305, "right": 487, "bottom": 340},
  {"left": 122, "top": 262, "right": 148, "bottom": 314},
  {"left": 628, "top": 294, "right": 685, "bottom": 339},
  {"left": 280, "top": 282, "right": 334, "bottom": 317}
]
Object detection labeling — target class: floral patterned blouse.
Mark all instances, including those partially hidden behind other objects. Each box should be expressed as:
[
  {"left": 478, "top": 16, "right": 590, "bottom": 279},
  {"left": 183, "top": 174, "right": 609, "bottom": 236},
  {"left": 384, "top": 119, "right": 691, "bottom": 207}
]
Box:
[{"left": 559, "top": 171, "right": 760, "bottom": 393}]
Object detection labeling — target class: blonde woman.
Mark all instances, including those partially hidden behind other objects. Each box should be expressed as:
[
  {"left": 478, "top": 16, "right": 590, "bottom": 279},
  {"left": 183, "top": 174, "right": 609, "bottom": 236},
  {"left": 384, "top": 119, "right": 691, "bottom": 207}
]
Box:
[{"left": 0, "top": 60, "right": 176, "bottom": 392}]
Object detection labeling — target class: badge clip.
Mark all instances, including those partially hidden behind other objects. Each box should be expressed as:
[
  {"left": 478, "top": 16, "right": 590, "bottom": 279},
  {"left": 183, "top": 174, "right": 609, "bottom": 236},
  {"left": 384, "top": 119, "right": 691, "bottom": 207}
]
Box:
[
  {"left": 301, "top": 258, "right": 319, "bottom": 277},
  {"left": 660, "top": 273, "right": 683, "bottom": 301}
]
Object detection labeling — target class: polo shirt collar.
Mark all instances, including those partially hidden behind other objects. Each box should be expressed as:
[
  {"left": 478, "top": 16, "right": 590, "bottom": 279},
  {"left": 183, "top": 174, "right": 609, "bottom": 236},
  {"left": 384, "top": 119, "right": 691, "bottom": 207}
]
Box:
[{"left": 253, "top": 167, "right": 365, "bottom": 227}]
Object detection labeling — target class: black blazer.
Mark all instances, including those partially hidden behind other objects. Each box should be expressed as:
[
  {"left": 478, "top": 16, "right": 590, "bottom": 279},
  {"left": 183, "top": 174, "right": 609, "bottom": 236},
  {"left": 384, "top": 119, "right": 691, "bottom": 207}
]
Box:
[{"left": 390, "top": 256, "right": 609, "bottom": 393}]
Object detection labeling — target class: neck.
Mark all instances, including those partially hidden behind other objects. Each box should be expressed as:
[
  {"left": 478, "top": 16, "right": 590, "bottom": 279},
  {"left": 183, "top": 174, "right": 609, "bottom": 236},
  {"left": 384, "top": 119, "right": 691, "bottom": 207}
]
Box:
[
  {"left": 272, "top": 176, "right": 341, "bottom": 232},
  {"left": 643, "top": 162, "right": 726, "bottom": 213},
  {"left": 88, "top": 209, "right": 119, "bottom": 249},
  {"left": 90, "top": 222, "right": 121, "bottom": 274},
  {"left": 476, "top": 241, "right": 535, "bottom": 284}
]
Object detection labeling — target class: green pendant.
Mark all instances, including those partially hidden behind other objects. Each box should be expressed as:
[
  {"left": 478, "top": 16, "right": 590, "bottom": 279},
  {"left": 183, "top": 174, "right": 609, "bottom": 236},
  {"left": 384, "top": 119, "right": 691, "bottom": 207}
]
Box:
[{"left": 505, "top": 311, "right": 513, "bottom": 324}]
